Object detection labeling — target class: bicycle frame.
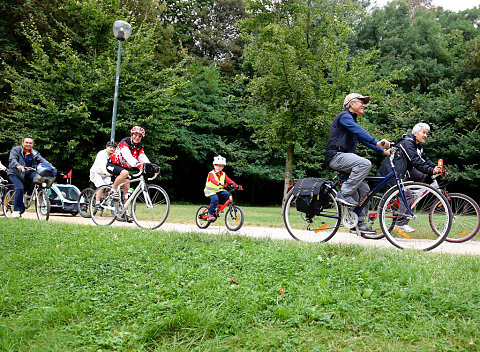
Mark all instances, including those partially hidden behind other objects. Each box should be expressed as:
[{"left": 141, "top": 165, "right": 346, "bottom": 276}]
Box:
[{"left": 323, "top": 146, "right": 414, "bottom": 222}]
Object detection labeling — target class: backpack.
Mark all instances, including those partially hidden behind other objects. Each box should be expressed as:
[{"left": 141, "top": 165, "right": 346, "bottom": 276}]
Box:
[{"left": 291, "top": 178, "right": 332, "bottom": 215}]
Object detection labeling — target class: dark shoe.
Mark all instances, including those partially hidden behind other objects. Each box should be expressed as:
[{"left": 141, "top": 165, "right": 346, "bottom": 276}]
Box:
[
  {"left": 350, "top": 223, "right": 376, "bottom": 234},
  {"left": 117, "top": 213, "right": 133, "bottom": 223},
  {"left": 335, "top": 191, "right": 357, "bottom": 207}
]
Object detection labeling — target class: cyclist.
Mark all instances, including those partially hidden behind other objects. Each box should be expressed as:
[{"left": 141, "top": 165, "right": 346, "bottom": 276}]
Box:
[
  {"left": 107, "top": 126, "right": 150, "bottom": 202},
  {"left": 377, "top": 122, "right": 442, "bottom": 233},
  {"left": 324, "top": 93, "right": 390, "bottom": 234},
  {"left": 7, "top": 137, "right": 54, "bottom": 218},
  {"left": 90, "top": 141, "right": 117, "bottom": 207},
  {"left": 204, "top": 155, "right": 239, "bottom": 221}
]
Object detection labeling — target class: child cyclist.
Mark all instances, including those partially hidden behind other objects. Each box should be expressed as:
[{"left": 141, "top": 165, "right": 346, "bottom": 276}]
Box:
[
  {"left": 106, "top": 126, "right": 150, "bottom": 202},
  {"left": 204, "top": 155, "right": 239, "bottom": 221}
]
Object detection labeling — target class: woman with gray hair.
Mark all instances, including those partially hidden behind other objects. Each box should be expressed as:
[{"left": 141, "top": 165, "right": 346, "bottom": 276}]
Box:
[{"left": 377, "top": 122, "right": 443, "bottom": 232}]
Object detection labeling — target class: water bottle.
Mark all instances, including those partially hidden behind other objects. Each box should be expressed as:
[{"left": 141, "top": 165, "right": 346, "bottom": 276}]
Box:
[{"left": 125, "top": 188, "right": 134, "bottom": 200}]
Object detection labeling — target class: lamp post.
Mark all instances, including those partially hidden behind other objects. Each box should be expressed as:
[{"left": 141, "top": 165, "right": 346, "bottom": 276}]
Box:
[{"left": 110, "top": 20, "right": 132, "bottom": 142}]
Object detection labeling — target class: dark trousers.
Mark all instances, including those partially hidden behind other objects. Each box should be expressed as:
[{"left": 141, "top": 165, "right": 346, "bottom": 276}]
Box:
[
  {"left": 9, "top": 172, "right": 35, "bottom": 212},
  {"left": 208, "top": 191, "right": 230, "bottom": 216},
  {"left": 397, "top": 168, "right": 427, "bottom": 226}
]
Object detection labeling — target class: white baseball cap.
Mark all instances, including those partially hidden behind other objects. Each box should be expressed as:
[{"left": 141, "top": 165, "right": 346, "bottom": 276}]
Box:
[{"left": 343, "top": 93, "right": 370, "bottom": 108}]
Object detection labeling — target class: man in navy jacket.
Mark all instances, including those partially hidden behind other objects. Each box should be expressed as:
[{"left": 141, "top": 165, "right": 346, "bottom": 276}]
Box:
[
  {"left": 325, "top": 93, "right": 390, "bottom": 234},
  {"left": 8, "top": 137, "right": 51, "bottom": 218}
]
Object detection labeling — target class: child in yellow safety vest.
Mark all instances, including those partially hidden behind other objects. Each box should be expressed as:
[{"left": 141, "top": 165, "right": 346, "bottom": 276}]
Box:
[{"left": 204, "top": 155, "right": 239, "bottom": 221}]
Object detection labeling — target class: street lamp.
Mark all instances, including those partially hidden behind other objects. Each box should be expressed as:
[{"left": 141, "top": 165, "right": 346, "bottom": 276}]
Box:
[{"left": 110, "top": 20, "right": 132, "bottom": 142}]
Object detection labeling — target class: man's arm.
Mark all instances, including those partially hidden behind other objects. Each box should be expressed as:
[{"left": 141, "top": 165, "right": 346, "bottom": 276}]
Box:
[
  {"left": 399, "top": 141, "right": 435, "bottom": 175},
  {"left": 339, "top": 115, "right": 384, "bottom": 153}
]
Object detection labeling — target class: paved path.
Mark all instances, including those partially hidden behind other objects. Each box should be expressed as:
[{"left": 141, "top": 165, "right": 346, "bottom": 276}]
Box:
[{"left": 21, "top": 212, "right": 480, "bottom": 256}]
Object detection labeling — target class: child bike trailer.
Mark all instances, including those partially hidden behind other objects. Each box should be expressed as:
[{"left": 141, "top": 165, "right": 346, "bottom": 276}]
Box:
[{"left": 46, "top": 182, "right": 81, "bottom": 216}]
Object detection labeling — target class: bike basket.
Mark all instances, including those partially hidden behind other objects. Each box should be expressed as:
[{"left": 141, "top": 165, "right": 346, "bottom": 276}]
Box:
[
  {"left": 291, "top": 178, "right": 331, "bottom": 215},
  {"left": 33, "top": 174, "right": 56, "bottom": 188}
]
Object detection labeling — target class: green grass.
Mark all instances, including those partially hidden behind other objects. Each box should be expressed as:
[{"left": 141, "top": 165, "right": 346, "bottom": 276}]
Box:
[
  {"left": 1, "top": 218, "right": 480, "bottom": 351},
  {"left": 168, "top": 204, "right": 285, "bottom": 227}
]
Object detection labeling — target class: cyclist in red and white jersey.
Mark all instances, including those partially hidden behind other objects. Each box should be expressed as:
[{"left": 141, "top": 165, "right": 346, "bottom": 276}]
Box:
[{"left": 106, "top": 126, "right": 150, "bottom": 200}]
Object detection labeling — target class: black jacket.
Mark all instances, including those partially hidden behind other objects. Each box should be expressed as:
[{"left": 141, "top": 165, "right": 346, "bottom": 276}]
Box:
[
  {"left": 377, "top": 133, "right": 435, "bottom": 183},
  {"left": 8, "top": 145, "right": 48, "bottom": 181}
]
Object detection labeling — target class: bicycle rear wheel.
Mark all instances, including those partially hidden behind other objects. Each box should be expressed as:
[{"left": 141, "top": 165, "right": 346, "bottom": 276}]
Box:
[
  {"left": 78, "top": 188, "right": 95, "bottom": 218},
  {"left": 225, "top": 205, "right": 244, "bottom": 231},
  {"left": 379, "top": 182, "right": 452, "bottom": 251},
  {"left": 433, "top": 193, "right": 480, "bottom": 243},
  {"left": 283, "top": 188, "right": 341, "bottom": 242},
  {"left": 3, "top": 189, "right": 15, "bottom": 217},
  {"left": 90, "top": 185, "right": 116, "bottom": 226},
  {"left": 195, "top": 206, "right": 211, "bottom": 229},
  {"left": 35, "top": 189, "right": 50, "bottom": 221},
  {"left": 131, "top": 185, "right": 170, "bottom": 229}
]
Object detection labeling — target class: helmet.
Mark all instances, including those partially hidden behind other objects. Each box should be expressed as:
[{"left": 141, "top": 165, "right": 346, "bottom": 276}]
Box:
[
  {"left": 213, "top": 155, "right": 226, "bottom": 166},
  {"left": 131, "top": 126, "right": 145, "bottom": 136},
  {"left": 106, "top": 141, "right": 117, "bottom": 147}
]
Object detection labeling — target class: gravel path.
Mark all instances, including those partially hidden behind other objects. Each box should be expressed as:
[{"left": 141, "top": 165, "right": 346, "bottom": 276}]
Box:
[{"left": 20, "top": 211, "right": 480, "bottom": 256}]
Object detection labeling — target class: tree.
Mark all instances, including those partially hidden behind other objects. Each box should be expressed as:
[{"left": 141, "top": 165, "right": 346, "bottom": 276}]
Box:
[{"left": 240, "top": 0, "right": 395, "bottom": 198}]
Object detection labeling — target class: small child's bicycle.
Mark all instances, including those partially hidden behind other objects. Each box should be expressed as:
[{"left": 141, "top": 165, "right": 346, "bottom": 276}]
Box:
[{"left": 196, "top": 184, "right": 245, "bottom": 231}]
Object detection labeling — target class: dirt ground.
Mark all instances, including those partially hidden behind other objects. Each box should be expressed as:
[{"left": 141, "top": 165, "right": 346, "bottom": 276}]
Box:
[{"left": 19, "top": 211, "right": 480, "bottom": 256}]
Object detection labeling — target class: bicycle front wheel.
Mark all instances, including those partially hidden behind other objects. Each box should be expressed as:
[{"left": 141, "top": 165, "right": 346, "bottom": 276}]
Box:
[
  {"left": 90, "top": 185, "right": 116, "bottom": 226},
  {"left": 379, "top": 182, "right": 452, "bottom": 251},
  {"left": 225, "top": 205, "right": 244, "bottom": 231},
  {"left": 3, "top": 189, "right": 15, "bottom": 217},
  {"left": 433, "top": 193, "right": 480, "bottom": 243},
  {"left": 283, "top": 188, "right": 341, "bottom": 242},
  {"left": 195, "top": 206, "right": 211, "bottom": 229},
  {"left": 35, "top": 189, "right": 50, "bottom": 221},
  {"left": 78, "top": 188, "right": 95, "bottom": 218},
  {"left": 131, "top": 185, "right": 170, "bottom": 229}
]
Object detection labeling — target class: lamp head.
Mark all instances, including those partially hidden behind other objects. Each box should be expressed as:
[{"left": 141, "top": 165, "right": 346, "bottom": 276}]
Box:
[{"left": 113, "top": 20, "right": 132, "bottom": 41}]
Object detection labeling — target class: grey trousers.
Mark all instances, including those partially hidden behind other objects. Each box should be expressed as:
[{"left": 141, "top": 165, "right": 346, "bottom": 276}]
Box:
[
  {"left": 397, "top": 168, "right": 427, "bottom": 226},
  {"left": 329, "top": 152, "right": 372, "bottom": 220}
]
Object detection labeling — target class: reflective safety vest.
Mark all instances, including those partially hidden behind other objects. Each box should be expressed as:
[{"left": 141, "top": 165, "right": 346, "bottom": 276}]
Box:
[{"left": 204, "top": 171, "right": 225, "bottom": 197}]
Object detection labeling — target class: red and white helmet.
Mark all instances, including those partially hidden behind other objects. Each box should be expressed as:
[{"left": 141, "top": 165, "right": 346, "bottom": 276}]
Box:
[{"left": 131, "top": 125, "right": 145, "bottom": 136}]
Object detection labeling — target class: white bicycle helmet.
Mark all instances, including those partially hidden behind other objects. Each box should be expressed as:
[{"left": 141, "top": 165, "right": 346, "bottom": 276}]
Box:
[{"left": 213, "top": 155, "right": 226, "bottom": 166}]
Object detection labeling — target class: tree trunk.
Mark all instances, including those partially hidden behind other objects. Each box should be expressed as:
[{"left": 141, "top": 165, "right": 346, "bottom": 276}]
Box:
[{"left": 282, "top": 144, "right": 294, "bottom": 210}]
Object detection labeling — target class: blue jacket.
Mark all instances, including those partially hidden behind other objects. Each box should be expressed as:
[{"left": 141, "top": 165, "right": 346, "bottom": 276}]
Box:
[
  {"left": 324, "top": 109, "right": 383, "bottom": 164},
  {"left": 8, "top": 145, "right": 48, "bottom": 181}
]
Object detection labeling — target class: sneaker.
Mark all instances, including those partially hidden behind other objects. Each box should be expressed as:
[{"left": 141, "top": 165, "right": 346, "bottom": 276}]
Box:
[
  {"left": 207, "top": 215, "right": 216, "bottom": 221},
  {"left": 335, "top": 191, "right": 357, "bottom": 207},
  {"left": 94, "top": 203, "right": 102, "bottom": 211},
  {"left": 397, "top": 224, "right": 415, "bottom": 233},
  {"left": 11, "top": 211, "right": 21, "bottom": 218},
  {"left": 350, "top": 223, "right": 376, "bottom": 234},
  {"left": 110, "top": 189, "right": 121, "bottom": 200}
]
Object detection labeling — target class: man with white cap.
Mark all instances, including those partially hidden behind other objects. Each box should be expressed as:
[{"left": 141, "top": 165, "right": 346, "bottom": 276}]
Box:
[{"left": 324, "top": 93, "right": 390, "bottom": 234}]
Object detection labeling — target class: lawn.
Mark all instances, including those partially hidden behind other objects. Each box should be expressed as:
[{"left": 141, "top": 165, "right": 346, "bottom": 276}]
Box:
[{"left": 1, "top": 218, "right": 480, "bottom": 351}]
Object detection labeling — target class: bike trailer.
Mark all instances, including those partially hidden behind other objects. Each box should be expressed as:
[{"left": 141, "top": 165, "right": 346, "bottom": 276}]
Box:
[{"left": 46, "top": 183, "right": 81, "bottom": 215}]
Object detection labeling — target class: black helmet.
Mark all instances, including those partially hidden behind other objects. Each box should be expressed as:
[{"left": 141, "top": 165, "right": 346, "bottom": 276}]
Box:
[{"left": 106, "top": 141, "right": 117, "bottom": 148}]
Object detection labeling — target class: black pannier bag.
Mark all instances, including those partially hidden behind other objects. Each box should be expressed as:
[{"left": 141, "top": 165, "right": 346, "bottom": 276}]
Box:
[{"left": 291, "top": 178, "right": 331, "bottom": 215}]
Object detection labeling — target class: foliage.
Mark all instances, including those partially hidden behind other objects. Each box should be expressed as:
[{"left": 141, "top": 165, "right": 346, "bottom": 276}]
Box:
[{"left": 1, "top": 219, "right": 480, "bottom": 350}]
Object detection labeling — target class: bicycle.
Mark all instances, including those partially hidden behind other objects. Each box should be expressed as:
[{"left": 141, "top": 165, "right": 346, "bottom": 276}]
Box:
[
  {"left": 77, "top": 187, "right": 95, "bottom": 218},
  {"left": 429, "top": 170, "right": 480, "bottom": 243},
  {"left": 0, "top": 174, "right": 13, "bottom": 217},
  {"left": 283, "top": 144, "right": 453, "bottom": 251},
  {"left": 2, "top": 167, "right": 53, "bottom": 220},
  {"left": 195, "top": 184, "right": 245, "bottom": 231},
  {"left": 89, "top": 165, "right": 170, "bottom": 229}
]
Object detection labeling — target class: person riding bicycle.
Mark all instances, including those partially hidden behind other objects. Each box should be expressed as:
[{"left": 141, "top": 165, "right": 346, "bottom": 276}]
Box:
[
  {"left": 106, "top": 126, "right": 150, "bottom": 202},
  {"left": 377, "top": 122, "right": 442, "bottom": 233},
  {"left": 7, "top": 137, "right": 55, "bottom": 218},
  {"left": 204, "top": 155, "right": 239, "bottom": 221},
  {"left": 90, "top": 141, "right": 117, "bottom": 207},
  {"left": 324, "top": 93, "right": 390, "bottom": 234}
]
